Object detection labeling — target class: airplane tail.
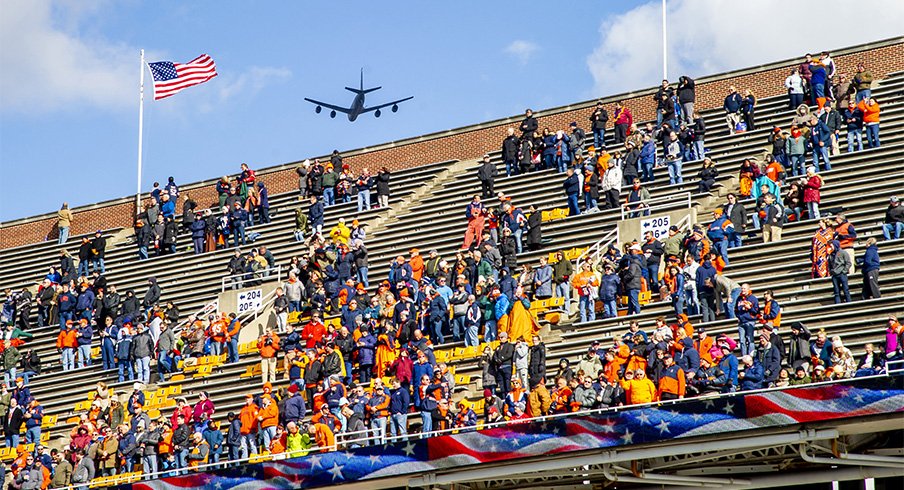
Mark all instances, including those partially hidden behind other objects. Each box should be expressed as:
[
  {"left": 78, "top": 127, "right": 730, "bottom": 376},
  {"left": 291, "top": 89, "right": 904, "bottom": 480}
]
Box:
[{"left": 345, "top": 68, "right": 380, "bottom": 94}]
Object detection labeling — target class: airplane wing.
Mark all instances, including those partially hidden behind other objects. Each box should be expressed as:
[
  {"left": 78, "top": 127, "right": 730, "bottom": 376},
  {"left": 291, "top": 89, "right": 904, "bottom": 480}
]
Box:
[
  {"left": 360, "top": 96, "right": 414, "bottom": 113},
  {"left": 303, "top": 98, "right": 351, "bottom": 114}
]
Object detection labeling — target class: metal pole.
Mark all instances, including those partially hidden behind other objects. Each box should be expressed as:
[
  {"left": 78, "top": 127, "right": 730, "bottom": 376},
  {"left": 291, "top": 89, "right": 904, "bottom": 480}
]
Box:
[
  {"left": 136, "top": 49, "right": 146, "bottom": 219},
  {"left": 662, "top": 0, "right": 668, "bottom": 80}
]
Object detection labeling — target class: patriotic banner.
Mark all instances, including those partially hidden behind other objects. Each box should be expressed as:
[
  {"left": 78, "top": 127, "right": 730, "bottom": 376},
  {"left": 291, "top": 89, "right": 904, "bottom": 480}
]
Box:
[{"left": 130, "top": 381, "right": 904, "bottom": 490}]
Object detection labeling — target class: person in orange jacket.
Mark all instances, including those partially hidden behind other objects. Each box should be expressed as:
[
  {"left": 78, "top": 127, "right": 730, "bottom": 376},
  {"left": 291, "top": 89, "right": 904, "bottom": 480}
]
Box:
[
  {"left": 657, "top": 354, "right": 686, "bottom": 400},
  {"left": 857, "top": 97, "right": 880, "bottom": 148},
  {"left": 239, "top": 394, "right": 259, "bottom": 457},
  {"left": 257, "top": 328, "right": 280, "bottom": 384},
  {"left": 571, "top": 262, "right": 600, "bottom": 323},
  {"left": 257, "top": 395, "right": 279, "bottom": 450},
  {"left": 225, "top": 313, "right": 242, "bottom": 363},
  {"left": 409, "top": 248, "right": 425, "bottom": 283},
  {"left": 56, "top": 322, "right": 79, "bottom": 371},
  {"left": 695, "top": 328, "right": 715, "bottom": 365},
  {"left": 308, "top": 422, "right": 335, "bottom": 452}
]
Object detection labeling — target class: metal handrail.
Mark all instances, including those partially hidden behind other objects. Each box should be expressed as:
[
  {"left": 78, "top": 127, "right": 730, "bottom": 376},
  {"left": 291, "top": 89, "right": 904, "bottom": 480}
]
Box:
[
  {"left": 172, "top": 299, "right": 219, "bottom": 334},
  {"left": 574, "top": 227, "right": 619, "bottom": 269},
  {"left": 621, "top": 191, "right": 692, "bottom": 220},
  {"left": 220, "top": 265, "right": 283, "bottom": 292}
]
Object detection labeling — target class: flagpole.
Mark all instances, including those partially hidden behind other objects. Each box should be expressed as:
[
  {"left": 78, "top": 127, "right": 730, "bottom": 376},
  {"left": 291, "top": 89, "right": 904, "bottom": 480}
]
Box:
[
  {"left": 662, "top": 0, "right": 668, "bottom": 80},
  {"left": 136, "top": 49, "right": 146, "bottom": 219}
]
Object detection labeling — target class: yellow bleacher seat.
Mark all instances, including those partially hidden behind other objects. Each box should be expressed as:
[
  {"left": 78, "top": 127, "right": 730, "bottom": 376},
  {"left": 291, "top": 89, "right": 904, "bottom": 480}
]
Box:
[
  {"left": 287, "top": 311, "right": 301, "bottom": 324},
  {"left": 147, "top": 409, "right": 161, "bottom": 419},
  {"left": 434, "top": 350, "right": 449, "bottom": 362},
  {"left": 170, "top": 374, "right": 185, "bottom": 382},
  {"left": 455, "top": 374, "right": 471, "bottom": 385},
  {"left": 462, "top": 346, "right": 478, "bottom": 359}
]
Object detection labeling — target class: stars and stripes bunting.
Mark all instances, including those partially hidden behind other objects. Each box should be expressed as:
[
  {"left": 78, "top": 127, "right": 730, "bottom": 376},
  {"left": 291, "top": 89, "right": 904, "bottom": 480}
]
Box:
[{"left": 128, "top": 382, "right": 904, "bottom": 490}]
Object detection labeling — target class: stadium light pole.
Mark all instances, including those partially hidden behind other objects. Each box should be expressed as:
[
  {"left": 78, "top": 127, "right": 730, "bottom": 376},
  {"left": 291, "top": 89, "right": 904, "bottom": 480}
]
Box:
[
  {"left": 662, "top": 0, "right": 668, "bottom": 80},
  {"left": 136, "top": 49, "right": 145, "bottom": 219}
]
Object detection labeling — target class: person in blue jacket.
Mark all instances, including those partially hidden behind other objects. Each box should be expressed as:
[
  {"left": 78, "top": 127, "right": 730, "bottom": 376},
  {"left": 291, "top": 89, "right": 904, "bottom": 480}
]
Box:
[
  {"left": 389, "top": 378, "right": 411, "bottom": 437},
  {"left": 639, "top": 134, "right": 657, "bottom": 182},
  {"left": 808, "top": 116, "right": 833, "bottom": 171},
  {"left": 190, "top": 215, "right": 206, "bottom": 255},
  {"left": 76, "top": 318, "right": 93, "bottom": 368},
  {"left": 355, "top": 328, "right": 377, "bottom": 383},
  {"left": 723, "top": 86, "right": 743, "bottom": 134},
  {"left": 718, "top": 343, "right": 739, "bottom": 393},
  {"left": 734, "top": 284, "right": 759, "bottom": 357},
  {"left": 739, "top": 355, "right": 764, "bottom": 391},
  {"left": 562, "top": 168, "right": 581, "bottom": 217},
  {"left": 160, "top": 193, "right": 176, "bottom": 220},
  {"left": 228, "top": 202, "right": 248, "bottom": 247},
  {"left": 75, "top": 284, "right": 95, "bottom": 321},
  {"left": 307, "top": 195, "right": 324, "bottom": 236},
  {"left": 598, "top": 263, "right": 620, "bottom": 319},
  {"left": 857, "top": 237, "right": 881, "bottom": 300},
  {"left": 256, "top": 181, "right": 271, "bottom": 224},
  {"left": 756, "top": 334, "right": 782, "bottom": 385}
]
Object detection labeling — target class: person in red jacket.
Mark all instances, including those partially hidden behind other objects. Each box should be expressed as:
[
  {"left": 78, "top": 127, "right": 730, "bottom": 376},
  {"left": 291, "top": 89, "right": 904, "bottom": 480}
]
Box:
[
  {"left": 613, "top": 101, "right": 633, "bottom": 144},
  {"left": 388, "top": 349, "right": 414, "bottom": 392},
  {"left": 302, "top": 314, "right": 326, "bottom": 349}
]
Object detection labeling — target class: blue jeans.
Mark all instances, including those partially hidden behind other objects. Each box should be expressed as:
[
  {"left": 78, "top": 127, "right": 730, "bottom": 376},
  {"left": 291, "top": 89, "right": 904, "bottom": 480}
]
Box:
[
  {"left": 260, "top": 426, "right": 277, "bottom": 450},
  {"left": 693, "top": 141, "right": 705, "bottom": 160},
  {"left": 728, "top": 232, "right": 743, "bottom": 249},
  {"left": 556, "top": 282, "right": 571, "bottom": 311},
  {"left": 627, "top": 289, "right": 641, "bottom": 315},
  {"left": 227, "top": 337, "right": 239, "bottom": 363},
  {"left": 567, "top": 194, "right": 580, "bottom": 216},
  {"left": 556, "top": 156, "right": 568, "bottom": 173},
  {"left": 357, "top": 267, "right": 369, "bottom": 288},
  {"left": 58, "top": 227, "right": 70, "bottom": 244},
  {"left": 288, "top": 300, "right": 301, "bottom": 313},
  {"left": 78, "top": 344, "right": 92, "bottom": 368},
  {"left": 504, "top": 159, "right": 517, "bottom": 177},
  {"left": 232, "top": 223, "right": 246, "bottom": 246},
  {"left": 323, "top": 188, "right": 335, "bottom": 206},
  {"left": 642, "top": 161, "right": 655, "bottom": 182},
  {"left": 175, "top": 448, "right": 188, "bottom": 471},
  {"left": 855, "top": 89, "right": 871, "bottom": 103},
  {"left": 391, "top": 413, "right": 408, "bottom": 437},
  {"left": 484, "top": 319, "right": 497, "bottom": 343},
  {"left": 451, "top": 316, "right": 466, "bottom": 342},
  {"left": 790, "top": 154, "right": 806, "bottom": 176},
  {"left": 143, "top": 455, "right": 158, "bottom": 477},
  {"left": 645, "top": 262, "right": 660, "bottom": 290},
  {"left": 464, "top": 323, "right": 479, "bottom": 347},
  {"left": 725, "top": 288, "right": 741, "bottom": 320},
  {"left": 420, "top": 411, "right": 433, "bottom": 437},
  {"left": 864, "top": 124, "right": 880, "bottom": 148},
  {"left": 371, "top": 417, "right": 387, "bottom": 444},
  {"left": 61, "top": 348, "right": 75, "bottom": 371},
  {"left": 92, "top": 258, "right": 105, "bottom": 274},
  {"left": 684, "top": 288, "right": 699, "bottom": 315},
  {"left": 847, "top": 130, "right": 863, "bottom": 152},
  {"left": 593, "top": 129, "right": 605, "bottom": 149},
  {"left": 431, "top": 318, "right": 444, "bottom": 345},
  {"left": 672, "top": 292, "right": 685, "bottom": 316},
  {"left": 59, "top": 311, "right": 74, "bottom": 329},
  {"left": 601, "top": 299, "right": 618, "bottom": 318},
  {"left": 789, "top": 93, "right": 803, "bottom": 109},
  {"left": 883, "top": 222, "right": 904, "bottom": 240},
  {"left": 157, "top": 352, "right": 173, "bottom": 379},
  {"left": 738, "top": 321, "right": 755, "bottom": 356},
  {"left": 667, "top": 159, "right": 683, "bottom": 184},
  {"left": 807, "top": 201, "right": 820, "bottom": 220},
  {"left": 78, "top": 261, "right": 90, "bottom": 277},
  {"left": 714, "top": 239, "right": 729, "bottom": 265},
  {"left": 135, "top": 356, "right": 151, "bottom": 384},
  {"left": 812, "top": 145, "right": 831, "bottom": 171},
  {"left": 542, "top": 153, "right": 554, "bottom": 170},
  {"left": 5, "top": 433, "right": 19, "bottom": 450},
  {"left": 138, "top": 245, "right": 149, "bottom": 260},
  {"left": 117, "top": 360, "right": 134, "bottom": 382},
  {"left": 832, "top": 274, "right": 851, "bottom": 303},
  {"left": 25, "top": 426, "right": 41, "bottom": 444},
  {"left": 241, "top": 433, "right": 257, "bottom": 456},
  {"left": 578, "top": 295, "right": 595, "bottom": 323},
  {"left": 357, "top": 190, "right": 371, "bottom": 212},
  {"left": 583, "top": 193, "right": 597, "bottom": 212}
]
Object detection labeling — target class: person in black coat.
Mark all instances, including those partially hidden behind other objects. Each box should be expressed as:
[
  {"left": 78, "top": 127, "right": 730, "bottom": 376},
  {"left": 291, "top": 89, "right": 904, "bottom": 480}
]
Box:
[
  {"left": 3, "top": 399, "right": 24, "bottom": 448},
  {"left": 519, "top": 109, "right": 538, "bottom": 140},
  {"left": 518, "top": 137, "right": 533, "bottom": 174},
  {"left": 526, "top": 205, "right": 543, "bottom": 251},
  {"left": 502, "top": 128, "right": 520, "bottom": 177},
  {"left": 90, "top": 231, "right": 107, "bottom": 274},
  {"left": 622, "top": 141, "right": 640, "bottom": 185},
  {"left": 677, "top": 76, "right": 696, "bottom": 124},
  {"left": 375, "top": 167, "right": 391, "bottom": 208},
  {"left": 162, "top": 217, "right": 178, "bottom": 254},
  {"left": 477, "top": 155, "right": 498, "bottom": 199},
  {"left": 190, "top": 216, "right": 206, "bottom": 255},
  {"left": 589, "top": 102, "right": 609, "bottom": 149},
  {"left": 181, "top": 196, "right": 197, "bottom": 232}
]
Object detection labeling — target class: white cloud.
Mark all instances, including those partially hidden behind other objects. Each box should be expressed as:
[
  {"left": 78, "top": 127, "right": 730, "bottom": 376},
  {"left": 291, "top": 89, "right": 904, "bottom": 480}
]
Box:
[
  {"left": 587, "top": 0, "right": 904, "bottom": 97},
  {"left": 218, "top": 66, "right": 292, "bottom": 101},
  {"left": 0, "top": 0, "right": 137, "bottom": 114},
  {"left": 504, "top": 40, "right": 539, "bottom": 65}
]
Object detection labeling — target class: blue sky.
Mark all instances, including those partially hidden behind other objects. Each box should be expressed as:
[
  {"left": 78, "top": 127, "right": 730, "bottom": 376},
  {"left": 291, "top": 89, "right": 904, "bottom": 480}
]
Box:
[{"left": 2, "top": 0, "right": 902, "bottom": 221}]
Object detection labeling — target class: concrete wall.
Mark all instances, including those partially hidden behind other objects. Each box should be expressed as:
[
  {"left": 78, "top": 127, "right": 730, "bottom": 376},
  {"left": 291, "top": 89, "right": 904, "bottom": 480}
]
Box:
[
  {"left": 216, "top": 282, "right": 279, "bottom": 344},
  {"left": 2, "top": 38, "right": 902, "bottom": 250}
]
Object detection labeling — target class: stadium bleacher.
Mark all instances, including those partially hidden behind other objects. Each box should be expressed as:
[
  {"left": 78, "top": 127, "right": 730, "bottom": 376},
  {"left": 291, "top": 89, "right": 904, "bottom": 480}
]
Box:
[{"left": 0, "top": 53, "right": 903, "bottom": 490}]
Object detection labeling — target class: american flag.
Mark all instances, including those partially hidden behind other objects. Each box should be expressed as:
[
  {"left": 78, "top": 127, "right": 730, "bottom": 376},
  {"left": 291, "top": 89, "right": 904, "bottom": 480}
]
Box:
[
  {"left": 147, "top": 54, "right": 217, "bottom": 100},
  {"left": 129, "top": 382, "right": 904, "bottom": 490}
]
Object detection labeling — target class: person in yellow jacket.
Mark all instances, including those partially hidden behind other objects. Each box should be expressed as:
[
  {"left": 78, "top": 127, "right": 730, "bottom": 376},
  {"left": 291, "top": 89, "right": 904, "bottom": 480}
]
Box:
[
  {"left": 570, "top": 262, "right": 600, "bottom": 323},
  {"left": 329, "top": 218, "right": 351, "bottom": 246},
  {"left": 620, "top": 369, "right": 658, "bottom": 405},
  {"left": 285, "top": 421, "right": 313, "bottom": 457}
]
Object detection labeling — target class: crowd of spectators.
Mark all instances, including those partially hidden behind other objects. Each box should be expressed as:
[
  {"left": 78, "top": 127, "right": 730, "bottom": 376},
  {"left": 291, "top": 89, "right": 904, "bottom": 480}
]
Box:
[{"left": 3, "top": 52, "right": 898, "bottom": 489}]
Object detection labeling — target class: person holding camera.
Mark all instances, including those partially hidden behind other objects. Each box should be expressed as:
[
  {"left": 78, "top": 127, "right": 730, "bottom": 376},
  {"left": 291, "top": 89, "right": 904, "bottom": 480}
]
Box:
[{"left": 257, "top": 328, "right": 281, "bottom": 384}]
